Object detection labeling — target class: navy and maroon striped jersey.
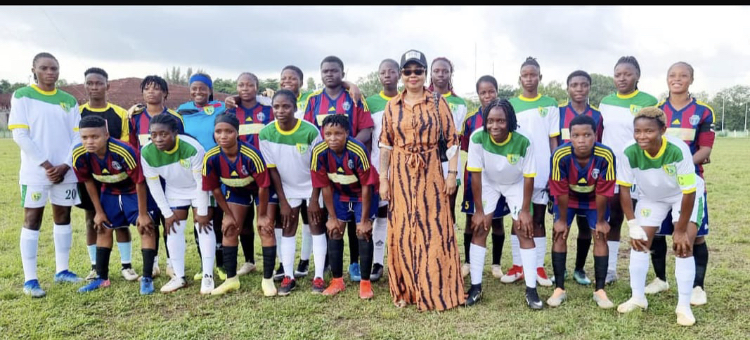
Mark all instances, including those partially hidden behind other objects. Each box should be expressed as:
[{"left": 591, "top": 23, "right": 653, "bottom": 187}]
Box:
[
  {"left": 558, "top": 102, "right": 603, "bottom": 144},
  {"left": 72, "top": 137, "right": 143, "bottom": 195},
  {"left": 202, "top": 141, "right": 270, "bottom": 198},
  {"left": 549, "top": 142, "right": 615, "bottom": 209},
  {"left": 658, "top": 98, "right": 715, "bottom": 177},
  {"left": 311, "top": 137, "right": 378, "bottom": 202},
  {"left": 130, "top": 108, "right": 185, "bottom": 150},
  {"left": 228, "top": 102, "right": 274, "bottom": 149},
  {"left": 303, "top": 89, "right": 374, "bottom": 137}
]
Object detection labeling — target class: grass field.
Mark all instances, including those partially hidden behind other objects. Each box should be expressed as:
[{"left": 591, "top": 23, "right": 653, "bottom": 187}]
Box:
[{"left": 0, "top": 138, "right": 749, "bottom": 339}]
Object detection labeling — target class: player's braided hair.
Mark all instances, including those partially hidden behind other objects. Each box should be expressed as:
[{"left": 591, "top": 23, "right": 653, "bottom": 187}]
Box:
[
  {"left": 521, "top": 56, "right": 540, "bottom": 70},
  {"left": 634, "top": 107, "right": 666, "bottom": 129},
  {"left": 428, "top": 57, "right": 457, "bottom": 96},
  {"left": 272, "top": 89, "right": 298, "bottom": 112},
  {"left": 615, "top": 56, "right": 641, "bottom": 90},
  {"left": 141, "top": 75, "right": 169, "bottom": 99},
  {"left": 150, "top": 112, "right": 182, "bottom": 133},
  {"left": 322, "top": 114, "right": 350, "bottom": 133},
  {"left": 482, "top": 98, "right": 518, "bottom": 133}
]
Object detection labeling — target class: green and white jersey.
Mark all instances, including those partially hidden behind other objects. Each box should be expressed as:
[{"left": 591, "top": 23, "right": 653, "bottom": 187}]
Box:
[
  {"left": 366, "top": 91, "right": 394, "bottom": 172},
  {"left": 466, "top": 129, "right": 536, "bottom": 186},
  {"left": 617, "top": 134, "right": 698, "bottom": 202},
  {"left": 600, "top": 90, "right": 658, "bottom": 156},
  {"left": 294, "top": 90, "right": 314, "bottom": 119},
  {"left": 509, "top": 94, "right": 560, "bottom": 188},
  {"left": 8, "top": 85, "right": 80, "bottom": 185},
  {"left": 141, "top": 135, "right": 207, "bottom": 215},
  {"left": 259, "top": 119, "right": 322, "bottom": 200},
  {"left": 443, "top": 92, "right": 468, "bottom": 136}
]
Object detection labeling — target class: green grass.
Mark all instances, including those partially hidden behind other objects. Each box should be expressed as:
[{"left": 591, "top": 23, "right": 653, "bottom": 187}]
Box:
[{"left": 1, "top": 138, "right": 749, "bottom": 339}]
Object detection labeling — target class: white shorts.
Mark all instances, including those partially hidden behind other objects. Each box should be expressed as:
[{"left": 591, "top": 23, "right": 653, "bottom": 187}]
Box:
[
  {"left": 482, "top": 181, "right": 524, "bottom": 220},
  {"left": 531, "top": 187, "right": 548, "bottom": 205},
  {"left": 287, "top": 196, "right": 324, "bottom": 209},
  {"left": 20, "top": 183, "right": 81, "bottom": 208},
  {"left": 167, "top": 192, "right": 217, "bottom": 209},
  {"left": 636, "top": 180, "right": 705, "bottom": 227}
]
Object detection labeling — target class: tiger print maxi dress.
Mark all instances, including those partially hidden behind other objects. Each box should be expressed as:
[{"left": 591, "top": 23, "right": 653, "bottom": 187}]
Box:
[{"left": 379, "top": 90, "right": 465, "bottom": 311}]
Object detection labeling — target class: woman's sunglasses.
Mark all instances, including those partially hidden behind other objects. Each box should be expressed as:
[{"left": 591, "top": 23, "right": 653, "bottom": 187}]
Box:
[{"left": 402, "top": 68, "right": 425, "bottom": 76}]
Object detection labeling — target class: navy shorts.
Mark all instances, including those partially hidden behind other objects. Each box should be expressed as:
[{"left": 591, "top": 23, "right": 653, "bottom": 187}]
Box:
[
  {"left": 101, "top": 192, "right": 158, "bottom": 229},
  {"left": 333, "top": 193, "right": 379, "bottom": 223},
  {"left": 222, "top": 184, "right": 279, "bottom": 206},
  {"left": 553, "top": 205, "right": 610, "bottom": 230},
  {"left": 461, "top": 191, "right": 510, "bottom": 219}
]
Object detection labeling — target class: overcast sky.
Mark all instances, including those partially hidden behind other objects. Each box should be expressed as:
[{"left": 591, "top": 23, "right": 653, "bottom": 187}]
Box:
[{"left": 2, "top": 6, "right": 748, "bottom": 99}]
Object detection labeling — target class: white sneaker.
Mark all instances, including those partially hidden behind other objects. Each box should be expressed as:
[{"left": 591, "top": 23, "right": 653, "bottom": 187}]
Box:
[
  {"left": 644, "top": 278, "right": 669, "bottom": 294},
  {"left": 200, "top": 274, "right": 215, "bottom": 295},
  {"left": 546, "top": 289, "right": 567, "bottom": 307},
  {"left": 121, "top": 268, "right": 140, "bottom": 281},
  {"left": 676, "top": 305, "right": 696, "bottom": 326},
  {"left": 166, "top": 263, "right": 175, "bottom": 278},
  {"left": 617, "top": 296, "right": 648, "bottom": 313},
  {"left": 237, "top": 262, "right": 257, "bottom": 276},
  {"left": 461, "top": 263, "right": 470, "bottom": 278},
  {"left": 491, "top": 265, "right": 504, "bottom": 279},
  {"left": 152, "top": 262, "right": 161, "bottom": 278},
  {"left": 85, "top": 269, "right": 98, "bottom": 281},
  {"left": 690, "top": 286, "right": 707, "bottom": 306},
  {"left": 160, "top": 277, "right": 187, "bottom": 293}
]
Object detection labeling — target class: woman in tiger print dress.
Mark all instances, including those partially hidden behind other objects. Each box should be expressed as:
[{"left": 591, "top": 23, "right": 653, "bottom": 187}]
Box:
[{"left": 378, "top": 49, "right": 464, "bottom": 311}]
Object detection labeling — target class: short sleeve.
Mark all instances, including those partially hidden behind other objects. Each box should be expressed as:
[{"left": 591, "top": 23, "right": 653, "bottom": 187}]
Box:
[
  {"left": 696, "top": 106, "right": 715, "bottom": 148},
  {"left": 202, "top": 155, "right": 220, "bottom": 191},
  {"left": 616, "top": 152, "right": 635, "bottom": 188},
  {"left": 595, "top": 148, "right": 616, "bottom": 197},
  {"left": 72, "top": 150, "right": 91, "bottom": 182},
  {"left": 549, "top": 149, "right": 569, "bottom": 197},
  {"left": 379, "top": 102, "right": 395, "bottom": 149},
  {"left": 466, "top": 132, "right": 484, "bottom": 172},
  {"left": 676, "top": 146, "right": 697, "bottom": 194},
  {"left": 311, "top": 149, "right": 330, "bottom": 189},
  {"left": 522, "top": 139, "right": 536, "bottom": 178},
  {"left": 548, "top": 106, "right": 560, "bottom": 138}
]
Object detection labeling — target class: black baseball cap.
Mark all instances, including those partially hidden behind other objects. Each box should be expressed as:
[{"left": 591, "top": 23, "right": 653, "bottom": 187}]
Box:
[{"left": 400, "top": 49, "right": 428, "bottom": 70}]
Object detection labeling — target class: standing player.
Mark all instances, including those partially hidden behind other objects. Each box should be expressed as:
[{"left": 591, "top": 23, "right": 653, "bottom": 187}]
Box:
[
  {"left": 261, "top": 89, "right": 326, "bottom": 296},
  {"left": 11, "top": 52, "right": 83, "bottom": 297},
  {"left": 466, "top": 99, "right": 540, "bottom": 308},
  {"left": 647, "top": 62, "right": 714, "bottom": 306},
  {"left": 203, "top": 114, "right": 276, "bottom": 296},
  {"left": 73, "top": 116, "right": 159, "bottom": 294},
  {"left": 616, "top": 107, "right": 704, "bottom": 327},
  {"left": 547, "top": 115, "right": 616, "bottom": 309},
  {"left": 505, "top": 57, "right": 560, "bottom": 287},
  {"left": 312, "top": 115, "right": 378, "bottom": 299},
  {"left": 140, "top": 113, "right": 214, "bottom": 294},
  {"left": 460, "top": 76, "right": 509, "bottom": 280},
  {"left": 303, "top": 56, "right": 374, "bottom": 282},
  {"left": 429, "top": 57, "right": 468, "bottom": 231},
  {"left": 552, "top": 70, "right": 604, "bottom": 286},
  {"left": 364, "top": 59, "right": 399, "bottom": 282},
  {"left": 78, "top": 67, "right": 138, "bottom": 282},
  {"left": 226, "top": 72, "right": 275, "bottom": 276},
  {"left": 599, "top": 56, "right": 658, "bottom": 283}
]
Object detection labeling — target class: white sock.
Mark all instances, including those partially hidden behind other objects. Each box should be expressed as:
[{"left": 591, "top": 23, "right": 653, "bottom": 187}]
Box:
[
  {"left": 470, "top": 244, "right": 486, "bottom": 285},
  {"left": 372, "top": 217, "right": 387, "bottom": 265},
  {"left": 87, "top": 244, "right": 97, "bottom": 265},
  {"left": 166, "top": 220, "right": 187, "bottom": 278},
  {"left": 312, "top": 234, "right": 327, "bottom": 279},
  {"left": 154, "top": 255, "right": 160, "bottom": 266},
  {"left": 53, "top": 224, "right": 72, "bottom": 273},
  {"left": 275, "top": 228, "right": 283, "bottom": 261},
  {"left": 520, "top": 247, "right": 537, "bottom": 288},
  {"left": 511, "top": 235, "right": 521, "bottom": 266},
  {"left": 534, "top": 236, "right": 546, "bottom": 268},
  {"left": 676, "top": 256, "right": 696, "bottom": 308},
  {"left": 281, "top": 236, "right": 296, "bottom": 278},
  {"left": 300, "top": 224, "right": 312, "bottom": 261},
  {"left": 20, "top": 228, "right": 39, "bottom": 282},
  {"left": 196, "top": 222, "right": 216, "bottom": 277},
  {"left": 117, "top": 241, "right": 132, "bottom": 265},
  {"left": 608, "top": 241, "right": 619, "bottom": 272},
  {"left": 629, "top": 249, "right": 650, "bottom": 300}
]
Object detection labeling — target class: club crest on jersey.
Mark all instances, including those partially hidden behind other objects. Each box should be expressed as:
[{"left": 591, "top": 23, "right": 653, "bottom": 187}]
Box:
[
  {"left": 449, "top": 103, "right": 458, "bottom": 113},
  {"left": 241, "top": 165, "right": 248, "bottom": 176},
  {"left": 203, "top": 106, "right": 215, "bottom": 115},
  {"left": 689, "top": 114, "right": 700, "bottom": 126},
  {"left": 629, "top": 105, "right": 643, "bottom": 115},
  {"left": 296, "top": 143, "right": 309, "bottom": 154},
  {"left": 347, "top": 159, "right": 354, "bottom": 170},
  {"left": 591, "top": 168, "right": 600, "bottom": 179},
  {"left": 31, "top": 192, "right": 42, "bottom": 202},
  {"left": 59, "top": 102, "right": 70, "bottom": 111},
  {"left": 506, "top": 154, "right": 520, "bottom": 165},
  {"left": 257, "top": 112, "right": 266, "bottom": 122},
  {"left": 111, "top": 161, "right": 122, "bottom": 171},
  {"left": 342, "top": 102, "right": 351, "bottom": 111},
  {"left": 538, "top": 107, "right": 549, "bottom": 117},
  {"left": 179, "top": 159, "right": 191, "bottom": 169},
  {"left": 641, "top": 208, "right": 651, "bottom": 218},
  {"left": 663, "top": 164, "right": 677, "bottom": 177}
]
